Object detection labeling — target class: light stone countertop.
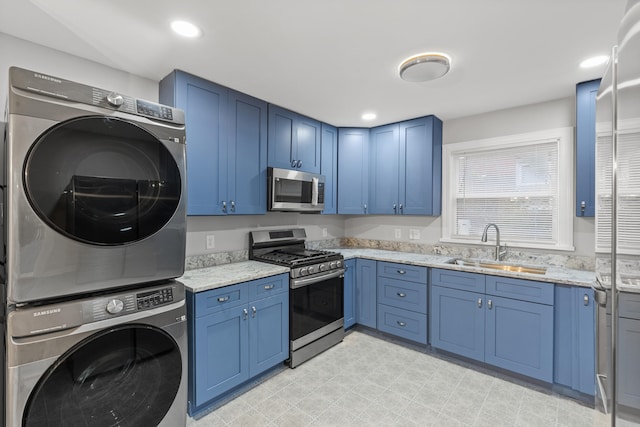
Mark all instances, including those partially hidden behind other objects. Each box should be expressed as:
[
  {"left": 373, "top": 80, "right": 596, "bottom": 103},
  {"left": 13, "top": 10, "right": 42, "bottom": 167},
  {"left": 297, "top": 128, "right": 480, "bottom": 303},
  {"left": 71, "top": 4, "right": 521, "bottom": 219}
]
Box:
[
  {"left": 335, "top": 248, "right": 595, "bottom": 288},
  {"left": 180, "top": 248, "right": 596, "bottom": 294},
  {"left": 179, "top": 261, "right": 289, "bottom": 293}
]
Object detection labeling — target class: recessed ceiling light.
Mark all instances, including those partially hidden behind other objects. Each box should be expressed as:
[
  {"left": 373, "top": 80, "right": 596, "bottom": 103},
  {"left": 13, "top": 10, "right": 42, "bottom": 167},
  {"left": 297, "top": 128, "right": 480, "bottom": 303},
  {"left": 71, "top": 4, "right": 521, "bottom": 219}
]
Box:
[
  {"left": 362, "top": 112, "right": 377, "bottom": 121},
  {"left": 171, "top": 20, "right": 202, "bottom": 38},
  {"left": 580, "top": 55, "right": 609, "bottom": 68},
  {"left": 399, "top": 52, "right": 451, "bottom": 82}
]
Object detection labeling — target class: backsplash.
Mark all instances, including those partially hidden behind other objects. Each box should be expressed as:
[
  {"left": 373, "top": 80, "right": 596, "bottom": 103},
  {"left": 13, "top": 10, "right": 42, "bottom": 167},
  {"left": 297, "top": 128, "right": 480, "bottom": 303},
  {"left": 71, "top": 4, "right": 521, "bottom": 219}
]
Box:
[{"left": 184, "top": 237, "right": 595, "bottom": 271}]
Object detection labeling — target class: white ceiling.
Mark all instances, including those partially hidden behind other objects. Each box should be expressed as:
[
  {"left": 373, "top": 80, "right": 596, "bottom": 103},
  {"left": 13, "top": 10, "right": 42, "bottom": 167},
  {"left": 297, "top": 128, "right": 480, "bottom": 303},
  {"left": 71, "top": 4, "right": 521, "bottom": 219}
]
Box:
[{"left": 0, "top": 0, "right": 627, "bottom": 126}]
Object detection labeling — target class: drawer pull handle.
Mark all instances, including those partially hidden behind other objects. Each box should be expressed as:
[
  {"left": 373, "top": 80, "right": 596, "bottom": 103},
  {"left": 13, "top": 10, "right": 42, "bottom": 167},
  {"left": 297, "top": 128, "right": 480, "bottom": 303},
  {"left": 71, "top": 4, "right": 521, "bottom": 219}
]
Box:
[
  {"left": 584, "top": 294, "right": 590, "bottom": 306},
  {"left": 477, "top": 298, "right": 483, "bottom": 308},
  {"left": 264, "top": 284, "right": 275, "bottom": 290},
  {"left": 397, "top": 270, "right": 406, "bottom": 275},
  {"left": 218, "top": 296, "right": 230, "bottom": 303},
  {"left": 397, "top": 321, "right": 406, "bottom": 327},
  {"left": 397, "top": 292, "right": 406, "bottom": 298}
]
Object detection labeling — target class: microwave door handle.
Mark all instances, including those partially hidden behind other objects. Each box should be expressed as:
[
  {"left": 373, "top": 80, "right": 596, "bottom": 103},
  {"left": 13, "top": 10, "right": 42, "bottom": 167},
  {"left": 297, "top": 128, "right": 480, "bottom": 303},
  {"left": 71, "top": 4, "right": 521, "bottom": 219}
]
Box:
[{"left": 311, "top": 177, "right": 319, "bottom": 206}]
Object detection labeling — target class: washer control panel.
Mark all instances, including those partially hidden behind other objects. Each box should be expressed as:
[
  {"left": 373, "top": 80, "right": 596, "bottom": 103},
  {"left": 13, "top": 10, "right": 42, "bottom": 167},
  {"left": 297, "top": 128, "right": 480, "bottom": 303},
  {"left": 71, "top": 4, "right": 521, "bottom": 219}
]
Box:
[{"left": 136, "top": 287, "right": 174, "bottom": 309}]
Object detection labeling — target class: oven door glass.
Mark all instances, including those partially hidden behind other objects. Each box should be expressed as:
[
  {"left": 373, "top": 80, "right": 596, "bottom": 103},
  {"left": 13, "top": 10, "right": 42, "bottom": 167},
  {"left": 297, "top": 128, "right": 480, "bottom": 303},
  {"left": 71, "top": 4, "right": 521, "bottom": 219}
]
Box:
[
  {"left": 22, "top": 324, "right": 182, "bottom": 427},
  {"left": 290, "top": 274, "right": 344, "bottom": 342},
  {"left": 23, "top": 116, "right": 181, "bottom": 245}
]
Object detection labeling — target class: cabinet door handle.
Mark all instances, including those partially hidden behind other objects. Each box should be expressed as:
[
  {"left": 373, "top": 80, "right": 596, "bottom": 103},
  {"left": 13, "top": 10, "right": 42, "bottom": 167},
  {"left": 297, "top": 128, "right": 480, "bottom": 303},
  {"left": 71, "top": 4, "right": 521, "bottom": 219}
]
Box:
[
  {"left": 397, "top": 321, "right": 406, "bottom": 327},
  {"left": 297, "top": 160, "right": 302, "bottom": 168},
  {"left": 584, "top": 294, "right": 590, "bottom": 306},
  {"left": 217, "top": 296, "right": 230, "bottom": 303},
  {"left": 243, "top": 308, "right": 248, "bottom": 320},
  {"left": 230, "top": 200, "right": 235, "bottom": 212},
  {"left": 487, "top": 299, "right": 493, "bottom": 310},
  {"left": 397, "top": 292, "right": 406, "bottom": 298},
  {"left": 399, "top": 203, "right": 403, "bottom": 213},
  {"left": 477, "top": 298, "right": 483, "bottom": 308},
  {"left": 264, "top": 284, "right": 275, "bottom": 290},
  {"left": 393, "top": 203, "right": 397, "bottom": 213},
  {"left": 581, "top": 201, "right": 586, "bottom": 215},
  {"left": 364, "top": 203, "right": 367, "bottom": 214},
  {"left": 252, "top": 306, "right": 257, "bottom": 318},
  {"left": 397, "top": 270, "right": 406, "bottom": 275},
  {"left": 291, "top": 160, "right": 297, "bottom": 168},
  {"left": 222, "top": 201, "right": 227, "bottom": 213}
]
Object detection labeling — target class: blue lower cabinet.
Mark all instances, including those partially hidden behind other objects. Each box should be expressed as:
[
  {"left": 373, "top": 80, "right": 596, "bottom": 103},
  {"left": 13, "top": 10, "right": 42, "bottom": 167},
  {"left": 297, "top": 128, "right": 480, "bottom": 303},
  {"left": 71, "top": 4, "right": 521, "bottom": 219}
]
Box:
[
  {"left": 355, "top": 259, "right": 377, "bottom": 328},
  {"left": 485, "top": 295, "right": 554, "bottom": 383},
  {"left": 343, "top": 259, "right": 356, "bottom": 329},
  {"left": 377, "top": 304, "right": 427, "bottom": 344},
  {"left": 430, "top": 285, "right": 485, "bottom": 362},
  {"left": 187, "top": 273, "right": 289, "bottom": 415}
]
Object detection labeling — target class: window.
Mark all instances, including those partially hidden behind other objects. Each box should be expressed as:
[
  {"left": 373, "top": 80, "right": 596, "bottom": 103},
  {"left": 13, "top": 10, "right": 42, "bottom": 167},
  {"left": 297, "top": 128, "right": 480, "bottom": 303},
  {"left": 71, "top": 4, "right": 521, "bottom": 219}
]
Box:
[{"left": 441, "top": 127, "right": 574, "bottom": 251}]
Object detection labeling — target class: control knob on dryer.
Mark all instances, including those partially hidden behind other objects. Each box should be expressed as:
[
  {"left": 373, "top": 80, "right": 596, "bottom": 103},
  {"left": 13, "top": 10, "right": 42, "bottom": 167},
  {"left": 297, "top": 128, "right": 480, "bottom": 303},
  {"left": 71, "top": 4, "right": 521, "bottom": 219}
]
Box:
[
  {"left": 106, "top": 92, "right": 124, "bottom": 107},
  {"left": 106, "top": 299, "right": 124, "bottom": 314}
]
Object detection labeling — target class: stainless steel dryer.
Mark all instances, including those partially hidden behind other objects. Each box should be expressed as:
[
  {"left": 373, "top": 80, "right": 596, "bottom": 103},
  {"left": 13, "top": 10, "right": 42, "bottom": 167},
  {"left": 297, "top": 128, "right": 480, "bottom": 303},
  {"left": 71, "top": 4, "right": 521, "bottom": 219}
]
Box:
[
  {"left": 4, "top": 67, "right": 187, "bottom": 304},
  {"left": 6, "top": 280, "right": 188, "bottom": 427}
]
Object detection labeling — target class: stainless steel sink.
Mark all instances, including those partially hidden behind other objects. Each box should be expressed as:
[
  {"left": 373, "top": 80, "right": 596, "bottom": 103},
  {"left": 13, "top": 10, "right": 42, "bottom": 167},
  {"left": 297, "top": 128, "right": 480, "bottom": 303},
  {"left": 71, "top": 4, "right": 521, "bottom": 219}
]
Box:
[{"left": 446, "top": 258, "right": 547, "bottom": 275}]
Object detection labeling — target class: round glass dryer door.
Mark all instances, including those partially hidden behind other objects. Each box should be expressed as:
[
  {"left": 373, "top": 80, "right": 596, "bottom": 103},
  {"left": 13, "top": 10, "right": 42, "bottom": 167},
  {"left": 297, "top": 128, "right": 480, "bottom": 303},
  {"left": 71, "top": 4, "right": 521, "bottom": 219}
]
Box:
[
  {"left": 22, "top": 325, "right": 183, "bottom": 427},
  {"left": 24, "top": 116, "right": 182, "bottom": 245}
]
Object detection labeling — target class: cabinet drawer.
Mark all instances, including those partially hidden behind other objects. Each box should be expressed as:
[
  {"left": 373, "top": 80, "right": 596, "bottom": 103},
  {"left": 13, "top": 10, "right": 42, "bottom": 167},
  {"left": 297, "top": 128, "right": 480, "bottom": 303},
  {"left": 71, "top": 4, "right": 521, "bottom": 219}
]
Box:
[
  {"left": 377, "top": 277, "right": 427, "bottom": 314},
  {"left": 377, "top": 261, "right": 427, "bottom": 283},
  {"left": 431, "top": 268, "right": 485, "bottom": 293},
  {"left": 486, "top": 275, "right": 554, "bottom": 305},
  {"left": 194, "top": 283, "right": 248, "bottom": 317},
  {"left": 248, "top": 274, "right": 288, "bottom": 300},
  {"left": 377, "top": 304, "right": 427, "bottom": 344}
]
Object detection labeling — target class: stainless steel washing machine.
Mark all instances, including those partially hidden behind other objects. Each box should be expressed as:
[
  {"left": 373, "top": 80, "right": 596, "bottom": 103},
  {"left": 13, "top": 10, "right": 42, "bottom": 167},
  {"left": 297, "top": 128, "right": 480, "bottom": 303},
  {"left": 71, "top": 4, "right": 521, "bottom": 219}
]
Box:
[
  {"left": 4, "top": 67, "right": 187, "bottom": 304},
  {"left": 5, "top": 280, "right": 188, "bottom": 427}
]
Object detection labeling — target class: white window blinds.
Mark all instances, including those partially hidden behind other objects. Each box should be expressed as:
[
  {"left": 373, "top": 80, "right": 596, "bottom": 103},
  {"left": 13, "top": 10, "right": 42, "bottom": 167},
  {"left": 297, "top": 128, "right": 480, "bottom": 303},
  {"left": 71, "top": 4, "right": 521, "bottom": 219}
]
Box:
[{"left": 442, "top": 128, "right": 574, "bottom": 251}]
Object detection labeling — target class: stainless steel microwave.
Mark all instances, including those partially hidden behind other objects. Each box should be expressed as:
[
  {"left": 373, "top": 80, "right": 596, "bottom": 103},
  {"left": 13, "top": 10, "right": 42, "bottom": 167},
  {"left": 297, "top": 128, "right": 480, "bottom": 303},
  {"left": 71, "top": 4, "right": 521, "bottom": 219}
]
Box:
[{"left": 268, "top": 167, "right": 325, "bottom": 212}]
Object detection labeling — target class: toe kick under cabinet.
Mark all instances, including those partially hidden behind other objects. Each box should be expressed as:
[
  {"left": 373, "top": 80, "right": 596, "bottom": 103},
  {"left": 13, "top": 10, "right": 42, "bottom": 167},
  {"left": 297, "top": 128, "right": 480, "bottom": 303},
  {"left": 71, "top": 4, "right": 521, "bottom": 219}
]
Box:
[
  {"left": 377, "top": 262, "right": 428, "bottom": 344},
  {"left": 185, "top": 273, "right": 289, "bottom": 416},
  {"left": 430, "top": 268, "right": 554, "bottom": 383}
]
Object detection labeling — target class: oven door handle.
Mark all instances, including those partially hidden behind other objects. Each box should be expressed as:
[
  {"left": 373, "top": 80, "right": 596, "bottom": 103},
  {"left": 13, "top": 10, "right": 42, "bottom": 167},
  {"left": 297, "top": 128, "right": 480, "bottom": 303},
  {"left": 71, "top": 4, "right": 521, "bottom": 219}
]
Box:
[{"left": 291, "top": 268, "right": 345, "bottom": 289}]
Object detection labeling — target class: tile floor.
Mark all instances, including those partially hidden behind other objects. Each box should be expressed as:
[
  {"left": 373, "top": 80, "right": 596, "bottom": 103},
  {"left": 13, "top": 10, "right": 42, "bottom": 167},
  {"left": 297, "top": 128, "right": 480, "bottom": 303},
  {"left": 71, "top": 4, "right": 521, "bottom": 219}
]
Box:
[{"left": 187, "top": 330, "right": 609, "bottom": 427}]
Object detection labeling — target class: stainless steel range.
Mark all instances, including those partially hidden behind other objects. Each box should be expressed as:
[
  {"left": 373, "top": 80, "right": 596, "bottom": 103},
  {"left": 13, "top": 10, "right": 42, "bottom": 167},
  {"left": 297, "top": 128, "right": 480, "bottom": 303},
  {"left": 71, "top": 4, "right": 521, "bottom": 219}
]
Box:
[{"left": 250, "top": 229, "right": 344, "bottom": 368}]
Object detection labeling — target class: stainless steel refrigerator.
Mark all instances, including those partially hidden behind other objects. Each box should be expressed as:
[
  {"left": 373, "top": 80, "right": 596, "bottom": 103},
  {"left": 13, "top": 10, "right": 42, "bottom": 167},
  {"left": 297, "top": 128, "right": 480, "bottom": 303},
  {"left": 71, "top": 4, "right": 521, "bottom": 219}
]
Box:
[{"left": 594, "top": 0, "right": 640, "bottom": 425}]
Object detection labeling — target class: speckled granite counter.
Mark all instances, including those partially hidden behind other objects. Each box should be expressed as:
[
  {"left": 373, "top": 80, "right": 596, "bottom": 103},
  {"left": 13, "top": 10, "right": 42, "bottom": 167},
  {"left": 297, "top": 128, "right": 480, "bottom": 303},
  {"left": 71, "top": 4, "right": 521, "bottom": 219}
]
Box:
[
  {"left": 334, "top": 248, "right": 596, "bottom": 288},
  {"left": 178, "top": 261, "right": 289, "bottom": 293}
]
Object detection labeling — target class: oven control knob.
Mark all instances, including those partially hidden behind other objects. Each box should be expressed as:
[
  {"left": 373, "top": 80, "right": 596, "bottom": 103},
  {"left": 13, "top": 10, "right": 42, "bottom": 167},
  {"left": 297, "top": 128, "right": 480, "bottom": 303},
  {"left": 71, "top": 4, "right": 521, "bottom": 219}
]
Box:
[
  {"left": 106, "top": 299, "right": 124, "bottom": 314},
  {"left": 106, "top": 92, "right": 124, "bottom": 107},
  {"left": 308, "top": 265, "right": 317, "bottom": 274},
  {"left": 319, "top": 264, "right": 328, "bottom": 272},
  {"left": 329, "top": 261, "right": 336, "bottom": 269},
  {"left": 299, "top": 267, "right": 308, "bottom": 276},
  {"left": 336, "top": 260, "right": 343, "bottom": 268}
]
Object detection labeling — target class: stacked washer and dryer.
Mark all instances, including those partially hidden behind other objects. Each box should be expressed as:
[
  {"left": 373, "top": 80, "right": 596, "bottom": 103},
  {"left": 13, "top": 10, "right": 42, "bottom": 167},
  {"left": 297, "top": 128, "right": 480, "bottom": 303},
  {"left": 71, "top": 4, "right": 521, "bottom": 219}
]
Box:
[{"left": 2, "top": 67, "right": 189, "bottom": 426}]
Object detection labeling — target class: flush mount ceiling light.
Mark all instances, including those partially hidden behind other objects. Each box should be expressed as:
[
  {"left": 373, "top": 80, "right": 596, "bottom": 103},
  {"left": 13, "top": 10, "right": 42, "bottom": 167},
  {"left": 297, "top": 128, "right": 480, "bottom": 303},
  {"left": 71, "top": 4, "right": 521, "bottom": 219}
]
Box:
[
  {"left": 170, "top": 20, "right": 202, "bottom": 38},
  {"left": 580, "top": 55, "right": 609, "bottom": 69},
  {"left": 399, "top": 52, "right": 451, "bottom": 82},
  {"left": 362, "top": 112, "right": 377, "bottom": 121}
]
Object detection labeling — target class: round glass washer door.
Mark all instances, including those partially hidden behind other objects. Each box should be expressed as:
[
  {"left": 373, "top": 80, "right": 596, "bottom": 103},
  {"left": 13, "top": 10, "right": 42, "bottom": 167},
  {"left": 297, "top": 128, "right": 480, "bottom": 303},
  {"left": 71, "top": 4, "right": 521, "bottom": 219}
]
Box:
[
  {"left": 22, "top": 324, "right": 183, "bottom": 427},
  {"left": 23, "top": 116, "right": 182, "bottom": 246}
]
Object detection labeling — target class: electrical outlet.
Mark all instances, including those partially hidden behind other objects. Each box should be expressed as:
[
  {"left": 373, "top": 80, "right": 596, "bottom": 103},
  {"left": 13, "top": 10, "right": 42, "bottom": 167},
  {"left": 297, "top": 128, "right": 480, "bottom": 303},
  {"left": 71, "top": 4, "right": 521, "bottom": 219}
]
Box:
[
  {"left": 206, "top": 234, "right": 215, "bottom": 249},
  {"left": 322, "top": 228, "right": 328, "bottom": 237},
  {"left": 394, "top": 228, "right": 401, "bottom": 239},
  {"left": 409, "top": 229, "right": 421, "bottom": 240}
]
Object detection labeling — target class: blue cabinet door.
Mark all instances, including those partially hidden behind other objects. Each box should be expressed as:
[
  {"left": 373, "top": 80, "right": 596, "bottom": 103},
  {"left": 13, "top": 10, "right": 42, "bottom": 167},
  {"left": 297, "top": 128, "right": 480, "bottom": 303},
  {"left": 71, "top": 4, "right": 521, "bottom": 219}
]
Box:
[
  {"left": 576, "top": 79, "right": 601, "bottom": 217},
  {"left": 296, "top": 115, "right": 321, "bottom": 174},
  {"left": 321, "top": 123, "right": 338, "bottom": 214},
  {"left": 267, "top": 105, "right": 295, "bottom": 170},
  {"left": 369, "top": 123, "right": 400, "bottom": 214},
  {"left": 576, "top": 288, "right": 595, "bottom": 395},
  {"left": 228, "top": 90, "right": 268, "bottom": 214},
  {"left": 485, "top": 295, "right": 554, "bottom": 383},
  {"left": 338, "top": 128, "right": 369, "bottom": 214},
  {"left": 400, "top": 116, "right": 442, "bottom": 216},
  {"left": 355, "top": 258, "right": 377, "bottom": 328},
  {"left": 248, "top": 291, "right": 289, "bottom": 377},
  {"left": 194, "top": 306, "right": 249, "bottom": 406},
  {"left": 160, "top": 70, "right": 228, "bottom": 215},
  {"left": 430, "top": 285, "right": 485, "bottom": 362},
  {"left": 343, "top": 259, "right": 356, "bottom": 329}
]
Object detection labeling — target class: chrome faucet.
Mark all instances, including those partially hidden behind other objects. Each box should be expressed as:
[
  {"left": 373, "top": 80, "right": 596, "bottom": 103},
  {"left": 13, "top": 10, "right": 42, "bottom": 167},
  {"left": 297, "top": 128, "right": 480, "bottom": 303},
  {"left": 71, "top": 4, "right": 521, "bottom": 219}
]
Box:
[{"left": 481, "top": 223, "right": 507, "bottom": 261}]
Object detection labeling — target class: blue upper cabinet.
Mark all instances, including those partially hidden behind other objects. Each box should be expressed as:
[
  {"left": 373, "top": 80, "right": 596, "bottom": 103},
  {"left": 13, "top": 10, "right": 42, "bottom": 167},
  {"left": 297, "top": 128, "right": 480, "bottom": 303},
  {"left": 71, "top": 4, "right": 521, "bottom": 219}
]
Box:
[
  {"left": 369, "top": 116, "right": 443, "bottom": 216},
  {"left": 267, "top": 105, "right": 321, "bottom": 174},
  {"left": 576, "top": 79, "right": 601, "bottom": 217},
  {"left": 369, "top": 123, "right": 400, "bottom": 214},
  {"left": 338, "top": 128, "right": 370, "bottom": 214},
  {"left": 321, "top": 123, "right": 338, "bottom": 214},
  {"left": 160, "top": 70, "right": 267, "bottom": 215}
]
